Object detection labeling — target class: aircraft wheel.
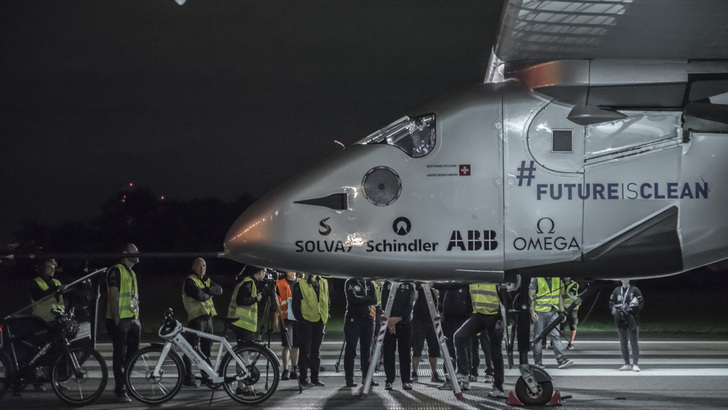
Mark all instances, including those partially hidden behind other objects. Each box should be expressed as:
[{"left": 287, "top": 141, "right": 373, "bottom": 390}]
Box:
[{"left": 515, "top": 376, "right": 553, "bottom": 406}]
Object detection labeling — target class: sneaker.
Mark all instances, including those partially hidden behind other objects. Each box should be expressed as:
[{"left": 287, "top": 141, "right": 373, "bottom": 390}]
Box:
[
  {"left": 290, "top": 367, "right": 298, "bottom": 380},
  {"left": 312, "top": 380, "right": 325, "bottom": 387},
  {"left": 619, "top": 364, "right": 632, "bottom": 371},
  {"left": 346, "top": 381, "right": 358, "bottom": 388},
  {"left": 300, "top": 378, "right": 314, "bottom": 388},
  {"left": 56, "top": 381, "right": 70, "bottom": 391},
  {"left": 558, "top": 359, "right": 574, "bottom": 369},
  {"left": 431, "top": 371, "right": 444, "bottom": 383},
  {"left": 281, "top": 369, "right": 290, "bottom": 380},
  {"left": 437, "top": 381, "right": 452, "bottom": 390},
  {"left": 567, "top": 343, "right": 575, "bottom": 350},
  {"left": 411, "top": 372, "right": 418, "bottom": 382},
  {"left": 632, "top": 364, "right": 640, "bottom": 372},
  {"left": 483, "top": 375, "right": 495, "bottom": 383},
  {"left": 235, "top": 387, "right": 246, "bottom": 395},
  {"left": 458, "top": 380, "right": 471, "bottom": 391},
  {"left": 116, "top": 392, "right": 132, "bottom": 403},
  {"left": 33, "top": 383, "right": 47, "bottom": 392},
  {"left": 183, "top": 377, "right": 200, "bottom": 387},
  {"left": 469, "top": 375, "right": 477, "bottom": 382},
  {"left": 403, "top": 382, "right": 412, "bottom": 390},
  {"left": 491, "top": 384, "right": 506, "bottom": 397},
  {"left": 385, "top": 382, "right": 393, "bottom": 390},
  {"left": 534, "top": 362, "right": 546, "bottom": 370}
]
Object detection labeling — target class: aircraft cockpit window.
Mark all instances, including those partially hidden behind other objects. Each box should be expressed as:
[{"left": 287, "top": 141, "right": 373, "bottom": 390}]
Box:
[{"left": 358, "top": 114, "right": 436, "bottom": 158}]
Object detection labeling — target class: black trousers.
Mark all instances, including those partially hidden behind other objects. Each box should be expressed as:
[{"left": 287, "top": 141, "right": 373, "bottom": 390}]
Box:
[
  {"left": 443, "top": 316, "right": 468, "bottom": 373},
  {"left": 383, "top": 322, "right": 411, "bottom": 383},
  {"left": 297, "top": 319, "right": 324, "bottom": 383},
  {"left": 183, "top": 315, "right": 214, "bottom": 380},
  {"left": 105, "top": 318, "right": 140, "bottom": 395},
  {"left": 454, "top": 313, "right": 504, "bottom": 388},
  {"left": 472, "top": 330, "right": 493, "bottom": 376},
  {"left": 344, "top": 315, "right": 374, "bottom": 383}
]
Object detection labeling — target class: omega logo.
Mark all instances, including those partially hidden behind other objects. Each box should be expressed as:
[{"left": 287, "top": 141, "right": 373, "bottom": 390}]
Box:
[{"left": 513, "top": 218, "right": 580, "bottom": 251}]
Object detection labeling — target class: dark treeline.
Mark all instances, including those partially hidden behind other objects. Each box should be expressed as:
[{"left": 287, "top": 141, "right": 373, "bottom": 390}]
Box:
[{"left": 11, "top": 185, "right": 254, "bottom": 255}]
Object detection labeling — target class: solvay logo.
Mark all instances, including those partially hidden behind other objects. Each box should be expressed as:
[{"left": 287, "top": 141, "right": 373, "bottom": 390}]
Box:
[
  {"left": 393, "top": 217, "right": 411, "bottom": 236},
  {"left": 447, "top": 230, "right": 498, "bottom": 251},
  {"left": 319, "top": 217, "right": 332, "bottom": 236}
]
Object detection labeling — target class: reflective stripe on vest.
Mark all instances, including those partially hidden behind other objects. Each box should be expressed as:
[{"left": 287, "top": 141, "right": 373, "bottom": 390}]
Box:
[
  {"left": 115, "top": 264, "right": 139, "bottom": 319},
  {"left": 300, "top": 278, "right": 329, "bottom": 324},
  {"left": 183, "top": 275, "right": 217, "bottom": 321},
  {"left": 32, "top": 277, "right": 64, "bottom": 322},
  {"left": 563, "top": 281, "right": 579, "bottom": 311},
  {"left": 469, "top": 283, "right": 499, "bottom": 315},
  {"left": 228, "top": 277, "right": 258, "bottom": 332},
  {"left": 535, "top": 277, "right": 560, "bottom": 312}
]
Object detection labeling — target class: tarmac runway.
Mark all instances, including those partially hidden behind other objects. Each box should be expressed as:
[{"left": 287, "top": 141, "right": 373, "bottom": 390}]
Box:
[{"left": 3, "top": 333, "right": 727, "bottom": 409}]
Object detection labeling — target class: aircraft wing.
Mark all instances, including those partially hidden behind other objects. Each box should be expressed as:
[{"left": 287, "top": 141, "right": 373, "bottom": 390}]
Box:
[
  {"left": 493, "top": 0, "right": 728, "bottom": 64},
  {"left": 486, "top": 0, "right": 728, "bottom": 122}
]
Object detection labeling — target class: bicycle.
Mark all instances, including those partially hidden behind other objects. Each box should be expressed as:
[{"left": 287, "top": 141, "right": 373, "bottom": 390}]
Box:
[
  {"left": 125, "top": 308, "right": 280, "bottom": 405},
  {"left": 0, "top": 309, "right": 108, "bottom": 405}
]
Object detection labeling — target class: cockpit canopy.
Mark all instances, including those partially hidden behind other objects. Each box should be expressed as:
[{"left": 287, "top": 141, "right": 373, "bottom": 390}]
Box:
[{"left": 357, "top": 114, "right": 436, "bottom": 158}]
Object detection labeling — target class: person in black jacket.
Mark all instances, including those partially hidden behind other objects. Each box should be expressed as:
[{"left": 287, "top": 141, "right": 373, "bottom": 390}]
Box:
[
  {"left": 381, "top": 281, "right": 416, "bottom": 391},
  {"left": 609, "top": 279, "right": 644, "bottom": 372},
  {"left": 410, "top": 283, "right": 443, "bottom": 383},
  {"left": 343, "top": 278, "right": 378, "bottom": 388},
  {"left": 181, "top": 257, "right": 223, "bottom": 387},
  {"left": 434, "top": 283, "right": 471, "bottom": 390}
]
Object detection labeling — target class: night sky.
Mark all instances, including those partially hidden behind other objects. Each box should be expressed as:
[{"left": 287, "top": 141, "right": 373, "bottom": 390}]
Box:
[{"left": 0, "top": 1, "right": 503, "bottom": 244}]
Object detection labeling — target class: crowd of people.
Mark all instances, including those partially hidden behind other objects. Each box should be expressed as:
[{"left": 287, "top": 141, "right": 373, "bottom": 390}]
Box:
[{"left": 26, "top": 244, "right": 645, "bottom": 402}]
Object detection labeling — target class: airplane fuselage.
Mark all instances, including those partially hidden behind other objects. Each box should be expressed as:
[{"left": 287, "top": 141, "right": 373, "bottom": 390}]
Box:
[{"left": 224, "top": 80, "right": 728, "bottom": 282}]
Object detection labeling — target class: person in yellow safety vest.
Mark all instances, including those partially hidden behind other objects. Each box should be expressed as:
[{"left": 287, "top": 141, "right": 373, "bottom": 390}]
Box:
[
  {"left": 529, "top": 277, "right": 574, "bottom": 370},
  {"left": 561, "top": 277, "right": 579, "bottom": 350},
  {"left": 276, "top": 271, "right": 300, "bottom": 381},
  {"left": 105, "top": 243, "right": 141, "bottom": 403},
  {"left": 292, "top": 274, "right": 329, "bottom": 388},
  {"left": 227, "top": 268, "right": 266, "bottom": 396},
  {"left": 29, "top": 258, "right": 65, "bottom": 322},
  {"left": 181, "top": 257, "right": 222, "bottom": 387},
  {"left": 28, "top": 258, "right": 67, "bottom": 392},
  {"left": 452, "top": 283, "right": 505, "bottom": 394}
]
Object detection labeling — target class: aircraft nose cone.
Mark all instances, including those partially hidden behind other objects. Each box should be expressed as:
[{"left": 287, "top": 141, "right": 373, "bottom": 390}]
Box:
[{"left": 223, "top": 189, "right": 294, "bottom": 268}]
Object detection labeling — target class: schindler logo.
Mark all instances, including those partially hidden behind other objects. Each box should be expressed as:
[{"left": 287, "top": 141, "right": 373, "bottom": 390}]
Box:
[{"left": 447, "top": 230, "right": 498, "bottom": 251}]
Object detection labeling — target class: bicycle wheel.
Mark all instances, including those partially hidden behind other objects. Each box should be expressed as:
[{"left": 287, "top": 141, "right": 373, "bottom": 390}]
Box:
[
  {"left": 0, "top": 351, "right": 11, "bottom": 399},
  {"left": 51, "top": 347, "right": 108, "bottom": 405},
  {"left": 126, "top": 345, "right": 183, "bottom": 404},
  {"left": 221, "top": 344, "right": 279, "bottom": 405}
]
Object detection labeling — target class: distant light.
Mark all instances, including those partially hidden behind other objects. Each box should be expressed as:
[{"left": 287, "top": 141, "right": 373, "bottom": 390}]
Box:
[
  {"left": 129, "top": 182, "right": 134, "bottom": 187},
  {"left": 160, "top": 196, "right": 165, "bottom": 200}
]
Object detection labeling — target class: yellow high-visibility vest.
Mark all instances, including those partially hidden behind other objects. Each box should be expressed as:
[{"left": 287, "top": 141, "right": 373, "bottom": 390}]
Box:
[
  {"left": 228, "top": 276, "right": 258, "bottom": 332},
  {"left": 469, "top": 283, "right": 499, "bottom": 315},
  {"left": 299, "top": 278, "right": 329, "bottom": 324},
  {"left": 182, "top": 275, "right": 217, "bottom": 321},
  {"left": 32, "top": 277, "right": 65, "bottom": 322},
  {"left": 534, "top": 277, "right": 561, "bottom": 313}
]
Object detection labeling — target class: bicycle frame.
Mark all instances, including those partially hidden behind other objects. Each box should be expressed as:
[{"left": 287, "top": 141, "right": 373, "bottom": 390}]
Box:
[{"left": 154, "top": 322, "right": 251, "bottom": 384}]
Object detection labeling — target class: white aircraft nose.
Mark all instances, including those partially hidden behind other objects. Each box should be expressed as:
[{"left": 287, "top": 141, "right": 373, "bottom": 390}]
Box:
[{"left": 223, "top": 191, "right": 283, "bottom": 267}]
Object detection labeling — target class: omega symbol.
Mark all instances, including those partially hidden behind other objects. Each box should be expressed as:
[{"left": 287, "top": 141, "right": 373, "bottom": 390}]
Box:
[{"left": 537, "top": 217, "right": 555, "bottom": 234}]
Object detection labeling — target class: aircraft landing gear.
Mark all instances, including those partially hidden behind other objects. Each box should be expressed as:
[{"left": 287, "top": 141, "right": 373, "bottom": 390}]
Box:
[{"left": 514, "top": 364, "right": 553, "bottom": 405}]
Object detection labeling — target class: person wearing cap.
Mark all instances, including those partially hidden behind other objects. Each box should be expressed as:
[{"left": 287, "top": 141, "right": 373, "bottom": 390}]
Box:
[{"left": 105, "top": 243, "right": 141, "bottom": 403}]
